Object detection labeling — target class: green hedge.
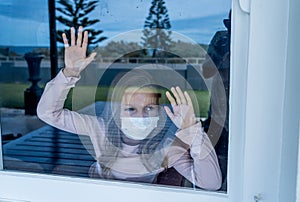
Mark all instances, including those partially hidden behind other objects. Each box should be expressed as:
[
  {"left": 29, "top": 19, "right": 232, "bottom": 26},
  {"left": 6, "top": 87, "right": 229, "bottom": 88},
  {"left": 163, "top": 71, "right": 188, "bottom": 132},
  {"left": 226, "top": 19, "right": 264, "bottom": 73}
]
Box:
[{"left": 0, "top": 83, "right": 210, "bottom": 117}]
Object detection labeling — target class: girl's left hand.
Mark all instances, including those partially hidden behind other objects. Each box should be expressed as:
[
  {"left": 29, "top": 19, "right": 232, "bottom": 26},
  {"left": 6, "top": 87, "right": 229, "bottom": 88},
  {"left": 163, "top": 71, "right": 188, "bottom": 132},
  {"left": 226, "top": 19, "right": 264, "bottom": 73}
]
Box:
[{"left": 164, "top": 86, "right": 197, "bottom": 130}]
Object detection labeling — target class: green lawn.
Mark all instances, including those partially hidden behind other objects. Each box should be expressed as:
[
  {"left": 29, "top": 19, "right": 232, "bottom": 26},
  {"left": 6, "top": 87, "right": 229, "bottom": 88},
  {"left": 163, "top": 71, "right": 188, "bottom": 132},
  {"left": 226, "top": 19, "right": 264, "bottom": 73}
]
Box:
[
  {"left": 0, "top": 83, "right": 210, "bottom": 117},
  {"left": 0, "top": 83, "right": 28, "bottom": 109}
]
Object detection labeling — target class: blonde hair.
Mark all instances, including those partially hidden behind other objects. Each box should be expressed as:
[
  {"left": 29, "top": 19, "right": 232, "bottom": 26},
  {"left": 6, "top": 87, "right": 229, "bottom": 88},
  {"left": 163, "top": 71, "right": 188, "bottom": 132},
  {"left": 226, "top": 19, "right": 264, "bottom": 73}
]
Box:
[{"left": 97, "top": 69, "right": 172, "bottom": 178}]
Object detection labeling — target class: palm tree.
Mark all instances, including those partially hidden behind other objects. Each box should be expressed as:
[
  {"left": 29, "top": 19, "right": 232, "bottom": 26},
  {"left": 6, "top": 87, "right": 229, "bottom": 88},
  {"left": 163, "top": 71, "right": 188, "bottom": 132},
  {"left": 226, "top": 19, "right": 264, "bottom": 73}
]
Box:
[
  {"left": 142, "top": 0, "right": 173, "bottom": 57},
  {"left": 56, "top": 0, "right": 107, "bottom": 46}
]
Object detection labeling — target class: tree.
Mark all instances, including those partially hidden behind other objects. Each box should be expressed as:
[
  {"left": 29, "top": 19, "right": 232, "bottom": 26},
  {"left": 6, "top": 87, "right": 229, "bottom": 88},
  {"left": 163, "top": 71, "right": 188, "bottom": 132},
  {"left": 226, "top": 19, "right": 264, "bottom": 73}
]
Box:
[
  {"left": 142, "top": 0, "right": 173, "bottom": 57},
  {"left": 170, "top": 41, "right": 208, "bottom": 58},
  {"left": 95, "top": 41, "right": 144, "bottom": 58},
  {"left": 56, "top": 0, "right": 107, "bottom": 46}
]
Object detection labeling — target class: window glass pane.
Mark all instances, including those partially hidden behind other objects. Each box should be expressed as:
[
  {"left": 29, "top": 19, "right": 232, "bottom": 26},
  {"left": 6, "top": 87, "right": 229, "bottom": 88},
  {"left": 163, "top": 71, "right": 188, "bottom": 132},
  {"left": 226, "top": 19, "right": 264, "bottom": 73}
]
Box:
[{"left": 0, "top": 0, "right": 231, "bottom": 193}]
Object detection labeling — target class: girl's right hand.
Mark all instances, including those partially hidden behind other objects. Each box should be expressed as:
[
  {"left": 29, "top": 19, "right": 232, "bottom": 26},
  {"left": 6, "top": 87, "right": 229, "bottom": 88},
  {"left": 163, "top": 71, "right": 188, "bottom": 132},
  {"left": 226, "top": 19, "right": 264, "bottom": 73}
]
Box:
[{"left": 62, "top": 26, "right": 97, "bottom": 77}]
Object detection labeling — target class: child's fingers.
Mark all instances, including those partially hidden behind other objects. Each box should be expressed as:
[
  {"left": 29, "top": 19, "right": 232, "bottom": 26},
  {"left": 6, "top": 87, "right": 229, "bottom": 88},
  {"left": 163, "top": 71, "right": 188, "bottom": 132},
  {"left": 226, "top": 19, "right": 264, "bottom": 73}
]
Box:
[
  {"left": 170, "top": 87, "right": 181, "bottom": 105},
  {"left": 85, "top": 52, "right": 97, "bottom": 66},
  {"left": 166, "top": 91, "right": 178, "bottom": 108},
  {"left": 164, "top": 106, "right": 175, "bottom": 120},
  {"left": 184, "top": 91, "right": 193, "bottom": 106},
  {"left": 175, "top": 86, "right": 187, "bottom": 105},
  {"left": 62, "top": 33, "right": 69, "bottom": 48},
  {"left": 76, "top": 26, "right": 83, "bottom": 47},
  {"left": 82, "top": 30, "right": 89, "bottom": 51},
  {"left": 71, "top": 27, "right": 75, "bottom": 46}
]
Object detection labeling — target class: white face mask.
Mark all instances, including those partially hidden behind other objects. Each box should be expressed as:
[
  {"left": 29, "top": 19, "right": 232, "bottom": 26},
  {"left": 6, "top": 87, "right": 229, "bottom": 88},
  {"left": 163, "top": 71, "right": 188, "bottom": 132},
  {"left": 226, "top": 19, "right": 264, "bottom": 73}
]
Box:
[{"left": 120, "top": 117, "right": 159, "bottom": 140}]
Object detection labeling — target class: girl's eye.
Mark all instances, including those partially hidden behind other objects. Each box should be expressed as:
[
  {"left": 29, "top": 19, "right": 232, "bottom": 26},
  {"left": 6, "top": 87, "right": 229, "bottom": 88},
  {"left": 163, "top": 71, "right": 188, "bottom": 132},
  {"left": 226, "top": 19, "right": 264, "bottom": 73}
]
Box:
[
  {"left": 145, "top": 105, "right": 158, "bottom": 113},
  {"left": 124, "top": 107, "right": 136, "bottom": 112},
  {"left": 145, "top": 106, "right": 153, "bottom": 112}
]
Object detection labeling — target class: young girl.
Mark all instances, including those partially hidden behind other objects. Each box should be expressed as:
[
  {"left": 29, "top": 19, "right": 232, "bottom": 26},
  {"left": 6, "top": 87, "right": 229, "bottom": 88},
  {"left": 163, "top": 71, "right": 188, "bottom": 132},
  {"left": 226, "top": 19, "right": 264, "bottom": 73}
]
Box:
[{"left": 37, "top": 27, "right": 222, "bottom": 190}]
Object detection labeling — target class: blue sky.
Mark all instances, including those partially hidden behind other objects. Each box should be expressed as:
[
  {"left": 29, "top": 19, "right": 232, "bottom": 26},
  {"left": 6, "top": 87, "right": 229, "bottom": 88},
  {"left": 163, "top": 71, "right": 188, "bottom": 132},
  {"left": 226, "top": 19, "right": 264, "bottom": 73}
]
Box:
[{"left": 0, "top": 0, "right": 231, "bottom": 46}]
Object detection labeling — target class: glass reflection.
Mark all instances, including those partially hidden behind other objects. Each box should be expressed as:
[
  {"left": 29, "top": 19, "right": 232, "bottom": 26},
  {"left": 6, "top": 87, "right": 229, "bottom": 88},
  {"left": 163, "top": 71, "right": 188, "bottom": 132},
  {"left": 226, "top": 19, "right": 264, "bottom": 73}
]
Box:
[{"left": 0, "top": 0, "right": 231, "bottom": 192}]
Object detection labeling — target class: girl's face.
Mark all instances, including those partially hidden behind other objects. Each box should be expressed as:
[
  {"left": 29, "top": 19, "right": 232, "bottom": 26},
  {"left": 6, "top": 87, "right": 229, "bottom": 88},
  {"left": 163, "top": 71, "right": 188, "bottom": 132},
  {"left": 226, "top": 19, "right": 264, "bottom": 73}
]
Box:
[
  {"left": 119, "top": 87, "right": 161, "bottom": 142},
  {"left": 120, "top": 87, "right": 159, "bottom": 118}
]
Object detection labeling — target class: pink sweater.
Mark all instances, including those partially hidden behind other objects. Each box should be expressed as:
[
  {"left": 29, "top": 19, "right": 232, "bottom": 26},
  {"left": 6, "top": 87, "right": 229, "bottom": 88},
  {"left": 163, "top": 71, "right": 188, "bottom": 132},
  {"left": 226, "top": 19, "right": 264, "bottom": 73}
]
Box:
[{"left": 37, "top": 70, "right": 222, "bottom": 190}]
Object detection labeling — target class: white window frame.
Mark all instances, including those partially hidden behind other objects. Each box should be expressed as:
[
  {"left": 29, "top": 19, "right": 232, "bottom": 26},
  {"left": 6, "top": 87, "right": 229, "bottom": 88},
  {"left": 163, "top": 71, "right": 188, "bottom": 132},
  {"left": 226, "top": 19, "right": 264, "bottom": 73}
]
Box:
[{"left": 1, "top": 0, "right": 296, "bottom": 201}]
